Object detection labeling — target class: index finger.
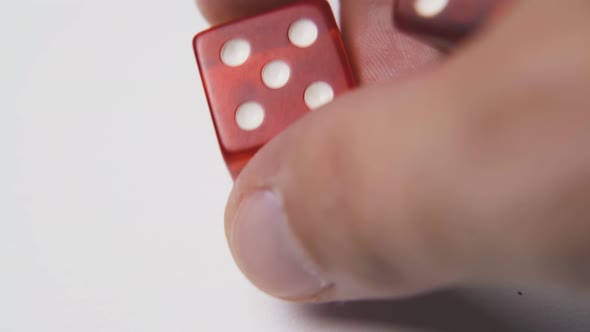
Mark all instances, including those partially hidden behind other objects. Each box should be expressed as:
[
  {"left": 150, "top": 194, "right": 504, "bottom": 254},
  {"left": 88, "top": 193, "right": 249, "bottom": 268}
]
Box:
[{"left": 196, "top": 0, "right": 298, "bottom": 24}]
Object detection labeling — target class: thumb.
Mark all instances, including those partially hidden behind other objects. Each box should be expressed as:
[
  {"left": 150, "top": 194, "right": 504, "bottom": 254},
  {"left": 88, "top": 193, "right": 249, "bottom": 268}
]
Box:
[
  {"left": 226, "top": 76, "right": 464, "bottom": 302},
  {"left": 224, "top": 1, "right": 590, "bottom": 303}
]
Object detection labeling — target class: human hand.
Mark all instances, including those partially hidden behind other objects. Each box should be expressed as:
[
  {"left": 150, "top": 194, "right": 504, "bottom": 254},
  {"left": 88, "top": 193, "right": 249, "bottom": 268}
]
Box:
[{"left": 196, "top": 0, "right": 590, "bottom": 302}]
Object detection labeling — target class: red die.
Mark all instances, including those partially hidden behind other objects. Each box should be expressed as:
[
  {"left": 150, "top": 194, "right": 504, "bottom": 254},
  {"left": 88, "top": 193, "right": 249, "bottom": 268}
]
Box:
[
  {"left": 193, "top": 0, "right": 356, "bottom": 179},
  {"left": 394, "top": 0, "right": 510, "bottom": 48}
]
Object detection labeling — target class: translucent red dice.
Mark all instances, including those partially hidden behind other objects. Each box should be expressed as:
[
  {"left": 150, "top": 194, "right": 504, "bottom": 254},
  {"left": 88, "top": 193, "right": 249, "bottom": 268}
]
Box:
[
  {"left": 394, "top": 0, "right": 510, "bottom": 48},
  {"left": 193, "top": 0, "right": 356, "bottom": 179}
]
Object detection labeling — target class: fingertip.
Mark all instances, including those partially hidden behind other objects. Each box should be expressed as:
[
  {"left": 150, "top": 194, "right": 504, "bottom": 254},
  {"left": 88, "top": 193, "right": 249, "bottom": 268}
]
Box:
[
  {"left": 227, "top": 190, "right": 332, "bottom": 301},
  {"left": 196, "top": 0, "right": 299, "bottom": 25}
]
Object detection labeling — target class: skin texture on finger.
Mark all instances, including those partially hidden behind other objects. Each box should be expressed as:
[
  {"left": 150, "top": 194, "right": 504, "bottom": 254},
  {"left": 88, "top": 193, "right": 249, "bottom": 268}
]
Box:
[
  {"left": 340, "top": 0, "right": 441, "bottom": 84},
  {"left": 225, "top": 0, "right": 590, "bottom": 302}
]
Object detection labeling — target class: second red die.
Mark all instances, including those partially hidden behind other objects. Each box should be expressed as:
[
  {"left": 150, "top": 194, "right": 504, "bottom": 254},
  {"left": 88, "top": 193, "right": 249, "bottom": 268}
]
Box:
[{"left": 193, "top": 0, "right": 356, "bottom": 179}]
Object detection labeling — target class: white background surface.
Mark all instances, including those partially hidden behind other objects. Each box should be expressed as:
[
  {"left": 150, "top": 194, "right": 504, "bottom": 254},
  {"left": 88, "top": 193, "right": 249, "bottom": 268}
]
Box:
[{"left": 1, "top": 1, "right": 589, "bottom": 331}]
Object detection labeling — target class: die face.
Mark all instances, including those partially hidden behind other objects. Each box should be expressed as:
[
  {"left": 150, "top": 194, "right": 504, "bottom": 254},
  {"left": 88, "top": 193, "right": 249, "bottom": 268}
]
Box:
[
  {"left": 394, "top": 0, "right": 508, "bottom": 47},
  {"left": 194, "top": 0, "right": 355, "bottom": 178}
]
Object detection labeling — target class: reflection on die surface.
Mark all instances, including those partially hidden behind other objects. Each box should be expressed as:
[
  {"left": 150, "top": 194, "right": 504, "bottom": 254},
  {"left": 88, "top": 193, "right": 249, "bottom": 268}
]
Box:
[{"left": 193, "top": 0, "right": 356, "bottom": 179}]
